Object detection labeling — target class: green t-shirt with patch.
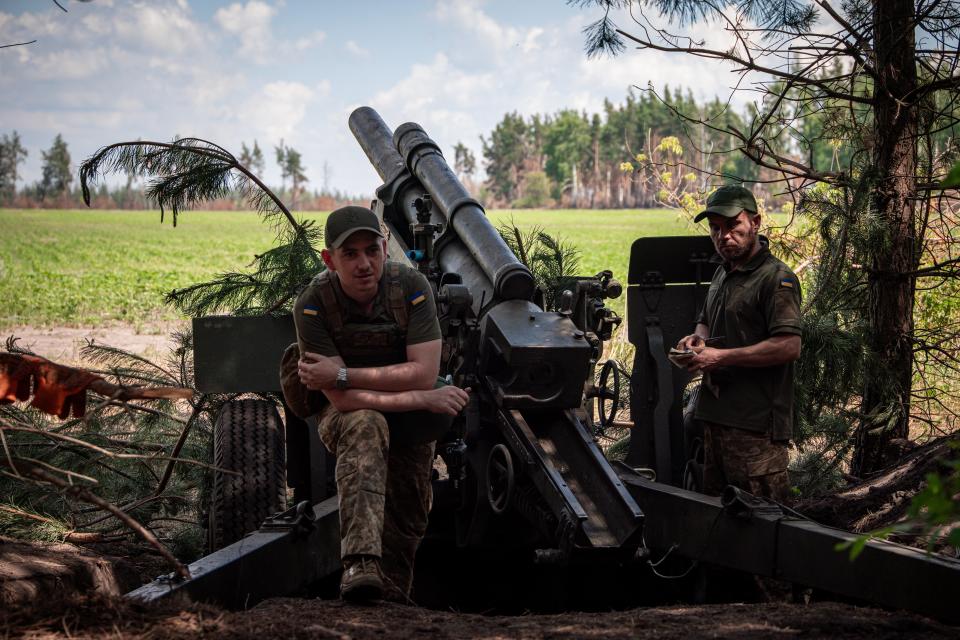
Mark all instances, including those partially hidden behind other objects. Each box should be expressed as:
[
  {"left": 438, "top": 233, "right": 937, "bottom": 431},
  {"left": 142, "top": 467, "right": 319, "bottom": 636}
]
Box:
[
  {"left": 294, "top": 261, "right": 441, "bottom": 367},
  {"left": 694, "top": 241, "right": 802, "bottom": 441}
]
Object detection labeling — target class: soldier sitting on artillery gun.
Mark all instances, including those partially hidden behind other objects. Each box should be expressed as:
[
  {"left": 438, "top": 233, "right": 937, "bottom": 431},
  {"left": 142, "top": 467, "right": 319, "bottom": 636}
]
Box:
[
  {"left": 294, "top": 205, "right": 470, "bottom": 603},
  {"left": 677, "top": 186, "right": 802, "bottom": 503}
]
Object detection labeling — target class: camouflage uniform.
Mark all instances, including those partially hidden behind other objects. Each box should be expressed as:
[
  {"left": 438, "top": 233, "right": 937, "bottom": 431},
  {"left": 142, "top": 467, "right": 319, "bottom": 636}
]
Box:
[
  {"left": 702, "top": 422, "right": 791, "bottom": 502},
  {"left": 317, "top": 405, "right": 435, "bottom": 596},
  {"left": 694, "top": 237, "right": 801, "bottom": 502},
  {"left": 294, "top": 260, "right": 444, "bottom": 599}
]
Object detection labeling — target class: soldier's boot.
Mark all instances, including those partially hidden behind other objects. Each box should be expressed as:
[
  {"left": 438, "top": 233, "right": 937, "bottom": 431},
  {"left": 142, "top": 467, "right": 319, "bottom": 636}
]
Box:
[{"left": 340, "top": 554, "right": 383, "bottom": 602}]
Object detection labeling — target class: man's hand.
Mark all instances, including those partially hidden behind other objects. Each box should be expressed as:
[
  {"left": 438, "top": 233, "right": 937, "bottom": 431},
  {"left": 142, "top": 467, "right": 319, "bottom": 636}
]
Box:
[
  {"left": 677, "top": 333, "right": 705, "bottom": 351},
  {"left": 686, "top": 346, "right": 725, "bottom": 373},
  {"left": 418, "top": 386, "right": 471, "bottom": 416},
  {"left": 298, "top": 351, "right": 340, "bottom": 390}
]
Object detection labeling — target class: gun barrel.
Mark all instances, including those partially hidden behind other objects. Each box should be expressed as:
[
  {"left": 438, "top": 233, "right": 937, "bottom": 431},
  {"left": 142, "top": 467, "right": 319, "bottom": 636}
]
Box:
[
  {"left": 393, "top": 121, "right": 534, "bottom": 302},
  {"left": 348, "top": 106, "right": 406, "bottom": 184}
]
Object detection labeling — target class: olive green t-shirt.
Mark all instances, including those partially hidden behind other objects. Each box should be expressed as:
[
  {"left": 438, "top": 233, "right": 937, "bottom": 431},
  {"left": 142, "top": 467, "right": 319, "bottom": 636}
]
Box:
[
  {"left": 693, "top": 241, "right": 802, "bottom": 441},
  {"left": 293, "top": 261, "right": 441, "bottom": 366}
]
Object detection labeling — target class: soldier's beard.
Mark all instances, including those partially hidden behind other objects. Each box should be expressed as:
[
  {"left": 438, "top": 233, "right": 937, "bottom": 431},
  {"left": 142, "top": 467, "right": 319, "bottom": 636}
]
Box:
[{"left": 719, "top": 227, "right": 758, "bottom": 264}]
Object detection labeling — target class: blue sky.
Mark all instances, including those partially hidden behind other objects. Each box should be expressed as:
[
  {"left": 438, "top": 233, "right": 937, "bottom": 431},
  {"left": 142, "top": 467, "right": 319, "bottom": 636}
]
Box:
[{"left": 0, "top": 0, "right": 743, "bottom": 197}]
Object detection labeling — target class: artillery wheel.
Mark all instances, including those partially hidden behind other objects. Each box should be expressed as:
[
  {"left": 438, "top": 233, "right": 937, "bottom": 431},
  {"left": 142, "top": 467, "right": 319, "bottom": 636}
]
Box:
[
  {"left": 595, "top": 359, "right": 621, "bottom": 430},
  {"left": 486, "top": 444, "right": 515, "bottom": 515},
  {"left": 208, "top": 398, "right": 286, "bottom": 551}
]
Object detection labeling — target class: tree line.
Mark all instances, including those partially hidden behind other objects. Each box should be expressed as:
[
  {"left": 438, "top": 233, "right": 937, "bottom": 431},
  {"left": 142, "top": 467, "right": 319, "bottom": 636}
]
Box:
[
  {"left": 0, "top": 133, "right": 363, "bottom": 211},
  {"left": 467, "top": 87, "right": 765, "bottom": 209}
]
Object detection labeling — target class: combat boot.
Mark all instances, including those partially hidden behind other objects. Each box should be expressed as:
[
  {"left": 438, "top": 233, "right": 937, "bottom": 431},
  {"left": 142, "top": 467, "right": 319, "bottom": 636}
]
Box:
[{"left": 340, "top": 554, "right": 383, "bottom": 602}]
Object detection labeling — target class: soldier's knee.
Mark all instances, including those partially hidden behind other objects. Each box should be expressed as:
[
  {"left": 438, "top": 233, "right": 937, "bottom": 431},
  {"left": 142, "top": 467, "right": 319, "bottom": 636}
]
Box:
[{"left": 341, "top": 409, "right": 389, "bottom": 445}]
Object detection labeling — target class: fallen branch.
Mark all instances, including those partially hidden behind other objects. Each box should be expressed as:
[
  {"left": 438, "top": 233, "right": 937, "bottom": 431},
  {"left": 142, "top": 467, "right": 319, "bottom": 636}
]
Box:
[
  {"left": 0, "top": 456, "right": 190, "bottom": 579},
  {"left": 87, "top": 379, "right": 193, "bottom": 402},
  {"left": 0, "top": 423, "right": 234, "bottom": 475},
  {"left": 0, "top": 505, "right": 106, "bottom": 543}
]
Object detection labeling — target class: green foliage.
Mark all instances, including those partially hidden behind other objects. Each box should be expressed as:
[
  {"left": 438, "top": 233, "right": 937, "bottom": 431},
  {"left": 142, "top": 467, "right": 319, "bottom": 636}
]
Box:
[
  {"left": 166, "top": 219, "right": 323, "bottom": 316},
  {"left": 453, "top": 142, "right": 477, "bottom": 179},
  {"left": 513, "top": 171, "right": 553, "bottom": 208},
  {"left": 481, "top": 87, "right": 763, "bottom": 209},
  {"left": 0, "top": 130, "right": 28, "bottom": 203},
  {"left": 239, "top": 140, "right": 266, "bottom": 178},
  {"left": 274, "top": 141, "right": 309, "bottom": 208},
  {"left": 81, "top": 138, "right": 282, "bottom": 227},
  {"left": 0, "top": 209, "right": 308, "bottom": 328},
  {"left": 542, "top": 110, "right": 593, "bottom": 191},
  {"left": 496, "top": 219, "right": 582, "bottom": 307},
  {"left": 942, "top": 161, "right": 960, "bottom": 189},
  {"left": 482, "top": 112, "right": 529, "bottom": 203},
  {"left": 78, "top": 137, "right": 324, "bottom": 318},
  {"left": 0, "top": 335, "right": 214, "bottom": 557},
  {"left": 39, "top": 133, "right": 71, "bottom": 200},
  {"left": 0, "top": 208, "right": 691, "bottom": 328},
  {"left": 837, "top": 443, "right": 960, "bottom": 560}
]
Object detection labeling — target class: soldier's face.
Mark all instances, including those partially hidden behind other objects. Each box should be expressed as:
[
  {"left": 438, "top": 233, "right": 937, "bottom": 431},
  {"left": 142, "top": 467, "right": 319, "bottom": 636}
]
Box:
[
  {"left": 708, "top": 211, "right": 760, "bottom": 265},
  {"left": 322, "top": 231, "right": 387, "bottom": 304}
]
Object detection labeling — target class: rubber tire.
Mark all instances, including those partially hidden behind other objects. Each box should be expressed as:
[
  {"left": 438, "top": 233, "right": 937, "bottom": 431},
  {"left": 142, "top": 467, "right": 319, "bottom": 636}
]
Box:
[{"left": 209, "top": 398, "right": 286, "bottom": 552}]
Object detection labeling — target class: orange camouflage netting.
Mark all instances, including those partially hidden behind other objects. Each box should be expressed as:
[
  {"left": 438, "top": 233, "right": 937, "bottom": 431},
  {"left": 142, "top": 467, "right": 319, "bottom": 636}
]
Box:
[{"left": 0, "top": 352, "right": 192, "bottom": 420}]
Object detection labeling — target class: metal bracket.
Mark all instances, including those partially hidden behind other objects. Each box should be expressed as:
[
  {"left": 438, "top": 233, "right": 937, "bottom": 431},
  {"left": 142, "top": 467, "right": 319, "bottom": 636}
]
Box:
[
  {"left": 259, "top": 500, "right": 317, "bottom": 535},
  {"left": 720, "top": 486, "right": 785, "bottom": 519}
]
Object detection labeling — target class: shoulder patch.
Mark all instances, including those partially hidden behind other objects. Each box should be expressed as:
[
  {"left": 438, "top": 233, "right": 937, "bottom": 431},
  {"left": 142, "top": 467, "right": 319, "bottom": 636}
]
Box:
[
  {"left": 408, "top": 291, "right": 426, "bottom": 306},
  {"left": 302, "top": 305, "right": 319, "bottom": 316},
  {"left": 779, "top": 278, "right": 795, "bottom": 289}
]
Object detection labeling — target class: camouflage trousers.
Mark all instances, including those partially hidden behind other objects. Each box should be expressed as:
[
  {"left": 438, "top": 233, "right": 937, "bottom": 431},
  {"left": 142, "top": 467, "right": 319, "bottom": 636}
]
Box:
[
  {"left": 702, "top": 422, "right": 791, "bottom": 503},
  {"left": 318, "top": 405, "right": 435, "bottom": 597}
]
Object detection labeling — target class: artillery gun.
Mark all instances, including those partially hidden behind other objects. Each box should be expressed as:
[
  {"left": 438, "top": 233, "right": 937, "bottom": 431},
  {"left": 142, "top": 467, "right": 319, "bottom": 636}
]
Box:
[{"left": 131, "top": 108, "right": 960, "bottom": 622}]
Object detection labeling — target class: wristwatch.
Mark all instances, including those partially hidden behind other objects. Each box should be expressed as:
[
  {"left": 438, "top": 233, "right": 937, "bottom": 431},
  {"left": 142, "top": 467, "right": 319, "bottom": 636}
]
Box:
[{"left": 335, "top": 367, "right": 349, "bottom": 390}]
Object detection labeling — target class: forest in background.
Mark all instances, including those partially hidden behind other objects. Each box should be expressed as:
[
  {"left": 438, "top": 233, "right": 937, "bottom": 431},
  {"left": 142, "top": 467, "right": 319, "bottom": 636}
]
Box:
[
  {"left": 3, "top": 85, "right": 810, "bottom": 214},
  {"left": 0, "top": 134, "right": 366, "bottom": 212}
]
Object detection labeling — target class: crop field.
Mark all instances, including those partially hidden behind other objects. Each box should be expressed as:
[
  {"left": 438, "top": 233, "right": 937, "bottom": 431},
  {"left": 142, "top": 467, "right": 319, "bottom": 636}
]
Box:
[{"left": 0, "top": 208, "right": 697, "bottom": 329}]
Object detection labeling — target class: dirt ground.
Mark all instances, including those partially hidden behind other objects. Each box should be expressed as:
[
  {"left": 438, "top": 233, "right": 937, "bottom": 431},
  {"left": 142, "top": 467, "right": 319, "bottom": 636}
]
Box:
[
  {"left": 2, "top": 592, "right": 958, "bottom": 640},
  {"left": 3, "top": 323, "right": 184, "bottom": 365},
  {"left": 2, "top": 325, "right": 958, "bottom": 638}
]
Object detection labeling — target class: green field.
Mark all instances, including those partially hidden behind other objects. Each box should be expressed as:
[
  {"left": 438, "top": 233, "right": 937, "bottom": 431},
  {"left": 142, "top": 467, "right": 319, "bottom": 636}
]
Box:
[{"left": 0, "top": 208, "right": 696, "bottom": 329}]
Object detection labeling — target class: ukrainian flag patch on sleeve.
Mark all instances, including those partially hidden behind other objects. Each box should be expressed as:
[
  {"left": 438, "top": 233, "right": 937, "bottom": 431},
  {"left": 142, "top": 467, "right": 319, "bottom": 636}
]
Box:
[
  {"left": 408, "top": 291, "right": 426, "bottom": 306},
  {"left": 302, "top": 305, "right": 319, "bottom": 316},
  {"left": 779, "top": 278, "right": 795, "bottom": 288}
]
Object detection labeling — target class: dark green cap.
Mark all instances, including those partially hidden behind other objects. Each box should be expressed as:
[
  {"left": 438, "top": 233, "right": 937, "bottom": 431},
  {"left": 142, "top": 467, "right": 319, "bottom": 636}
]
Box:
[
  {"left": 325, "top": 205, "right": 384, "bottom": 249},
  {"left": 694, "top": 185, "right": 757, "bottom": 223}
]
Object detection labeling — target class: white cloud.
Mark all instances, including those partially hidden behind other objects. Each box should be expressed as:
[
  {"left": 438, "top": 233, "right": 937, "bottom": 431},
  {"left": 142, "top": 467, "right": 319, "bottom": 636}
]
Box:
[
  {"left": 215, "top": 1, "right": 277, "bottom": 64},
  {"left": 31, "top": 48, "right": 107, "bottom": 80},
  {"left": 111, "top": 2, "right": 204, "bottom": 55},
  {"left": 433, "top": 0, "right": 542, "bottom": 58},
  {"left": 2, "top": 1, "right": 206, "bottom": 80},
  {"left": 345, "top": 40, "right": 369, "bottom": 58},
  {"left": 370, "top": 53, "right": 495, "bottom": 113},
  {"left": 215, "top": 3, "right": 326, "bottom": 61},
  {"left": 238, "top": 81, "right": 315, "bottom": 142},
  {"left": 294, "top": 30, "right": 326, "bottom": 51}
]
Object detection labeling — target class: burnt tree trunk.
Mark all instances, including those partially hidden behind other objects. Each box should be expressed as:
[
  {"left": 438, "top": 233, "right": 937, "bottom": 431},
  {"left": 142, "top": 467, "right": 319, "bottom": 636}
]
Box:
[{"left": 852, "top": 0, "right": 919, "bottom": 476}]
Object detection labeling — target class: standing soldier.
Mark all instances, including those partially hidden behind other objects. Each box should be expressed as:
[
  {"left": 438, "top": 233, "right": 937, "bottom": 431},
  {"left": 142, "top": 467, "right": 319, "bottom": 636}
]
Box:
[
  {"left": 295, "top": 206, "right": 469, "bottom": 602},
  {"left": 677, "top": 186, "right": 802, "bottom": 502}
]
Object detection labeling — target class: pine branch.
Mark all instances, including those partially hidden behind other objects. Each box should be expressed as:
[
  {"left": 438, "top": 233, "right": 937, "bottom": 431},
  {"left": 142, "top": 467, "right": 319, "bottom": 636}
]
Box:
[
  {"left": 78, "top": 138, "right": 311, "bottom": 241},
  {"left": 1, "top": 457, "right": 190, "bottom": 579}
]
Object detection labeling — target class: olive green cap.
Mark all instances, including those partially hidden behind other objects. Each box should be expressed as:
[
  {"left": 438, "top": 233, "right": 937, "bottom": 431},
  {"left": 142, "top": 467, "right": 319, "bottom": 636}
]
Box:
[
  {"left": 324, "top": 205, "right": 384, "bottom": 249},
  {"left": 694, "top": 185, "right": 757, "bottom": 223}
]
